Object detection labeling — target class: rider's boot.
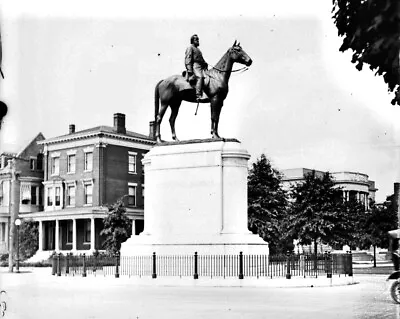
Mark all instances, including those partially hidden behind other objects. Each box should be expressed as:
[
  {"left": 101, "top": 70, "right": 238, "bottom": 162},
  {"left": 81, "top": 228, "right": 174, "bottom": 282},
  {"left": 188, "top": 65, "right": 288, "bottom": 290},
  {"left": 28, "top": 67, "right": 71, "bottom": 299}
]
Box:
[{"left": 196, "top": 77, "right": 208, "bottom": 102}]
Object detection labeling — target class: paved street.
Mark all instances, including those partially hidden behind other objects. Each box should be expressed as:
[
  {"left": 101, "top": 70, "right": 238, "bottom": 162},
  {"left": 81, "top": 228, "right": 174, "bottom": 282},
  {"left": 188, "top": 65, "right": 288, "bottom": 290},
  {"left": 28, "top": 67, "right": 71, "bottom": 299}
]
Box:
[{"left": 0, "top": 268, "right": 399, "bottom": 319}]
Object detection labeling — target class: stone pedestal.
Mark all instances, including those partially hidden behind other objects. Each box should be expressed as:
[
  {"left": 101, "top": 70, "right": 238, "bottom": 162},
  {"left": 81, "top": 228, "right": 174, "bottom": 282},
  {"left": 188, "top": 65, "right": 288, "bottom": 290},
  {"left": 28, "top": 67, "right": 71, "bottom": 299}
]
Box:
[{"left": 120, "top": 139, "right": 268, "bottom": 256}]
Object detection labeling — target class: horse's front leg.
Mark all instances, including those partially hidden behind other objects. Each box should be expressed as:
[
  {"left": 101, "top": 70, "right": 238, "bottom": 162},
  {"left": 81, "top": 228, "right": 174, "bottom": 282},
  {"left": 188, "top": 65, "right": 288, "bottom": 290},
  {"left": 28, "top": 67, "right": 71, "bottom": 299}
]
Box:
[{"left": 210, "top": 99, "right": 222, "bottom": 139}]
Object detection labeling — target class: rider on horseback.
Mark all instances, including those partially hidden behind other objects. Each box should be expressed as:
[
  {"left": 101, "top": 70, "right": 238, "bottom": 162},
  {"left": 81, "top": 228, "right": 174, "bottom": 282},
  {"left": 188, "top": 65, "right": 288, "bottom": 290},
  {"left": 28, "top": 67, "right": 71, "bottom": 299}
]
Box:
[{"left": 185, "top": 34, "right": 208, "bottom": 102}]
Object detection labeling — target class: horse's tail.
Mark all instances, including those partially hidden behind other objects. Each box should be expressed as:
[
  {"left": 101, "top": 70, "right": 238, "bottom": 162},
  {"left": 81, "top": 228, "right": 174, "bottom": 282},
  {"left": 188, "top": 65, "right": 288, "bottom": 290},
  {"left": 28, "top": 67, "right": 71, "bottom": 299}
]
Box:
[{"left": 154, "top": 79, "right": 163, "bottom": 123}]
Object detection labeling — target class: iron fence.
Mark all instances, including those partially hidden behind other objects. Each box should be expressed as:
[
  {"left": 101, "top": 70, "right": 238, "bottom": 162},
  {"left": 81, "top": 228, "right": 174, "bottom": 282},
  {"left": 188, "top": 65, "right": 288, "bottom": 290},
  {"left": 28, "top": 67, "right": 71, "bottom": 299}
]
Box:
[{"left": 51, "top": 251, "right": 353, "bottom": 279}]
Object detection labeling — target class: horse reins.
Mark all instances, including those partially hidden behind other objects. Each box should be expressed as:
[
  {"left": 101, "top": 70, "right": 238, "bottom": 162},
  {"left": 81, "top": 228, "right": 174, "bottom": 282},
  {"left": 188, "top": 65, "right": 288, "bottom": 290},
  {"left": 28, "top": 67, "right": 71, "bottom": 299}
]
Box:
[
  {"left": 210, "top": 65, "right": 249, "bottom": 73},
  {"left": 194, "top": 64, "right": 249, "bottom": 115}
]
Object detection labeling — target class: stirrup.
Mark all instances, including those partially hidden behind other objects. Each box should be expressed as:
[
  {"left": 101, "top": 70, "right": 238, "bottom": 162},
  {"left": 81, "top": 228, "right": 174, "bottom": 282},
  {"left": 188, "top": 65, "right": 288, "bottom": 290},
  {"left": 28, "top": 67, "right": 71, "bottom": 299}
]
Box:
[{"left": 196, "top": 92, "right": 208, "bottom": 102}]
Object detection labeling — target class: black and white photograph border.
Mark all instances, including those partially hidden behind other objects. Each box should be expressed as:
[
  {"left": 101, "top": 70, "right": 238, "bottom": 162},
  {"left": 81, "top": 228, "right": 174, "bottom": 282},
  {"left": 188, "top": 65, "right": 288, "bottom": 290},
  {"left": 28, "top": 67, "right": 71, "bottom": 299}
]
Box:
[{"left": 1, "top": 0, "right": 400, "bottom": 318}]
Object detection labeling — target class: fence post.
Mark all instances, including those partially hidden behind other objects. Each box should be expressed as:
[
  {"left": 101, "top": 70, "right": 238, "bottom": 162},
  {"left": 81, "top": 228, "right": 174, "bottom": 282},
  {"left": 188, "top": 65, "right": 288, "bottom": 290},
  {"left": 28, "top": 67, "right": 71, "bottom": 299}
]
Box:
[
  {"left": 115, "top": 252, "right": 120, "bottom": 278},
  {"left": 239, "top": 252, "right": 244, "bottom": 279},
  {"left": 51, "top": 253, "right": 57, "bottom": 275},
  {"left": 326, "top": 252, "right": 332, "bottom": 278},
  {"left": 93, "top": 252, "right": 97, "bottom": 273},
  {"left": 57, "top": 253, "right": 62, "bottom": 277},
  {"left": 286, "top": 251, "right": 291, "bottom": 279},
  {"left": 66, "top": 253, "right": 70, "bottom": 275},
  {"left": 300, "top": 254, "right": 305, "bottom": 278},
  {"left": 152, "top": 252, "right": 157, "bottom": 279},
  {"left": 194, "top": 252, "right": 199, "bottom": 279},
  {"left": 82, "top": 254, "right": 87, "bottom": 277},
  {"left": 347, "top": 251, "right": 353, "bottom": 276}
]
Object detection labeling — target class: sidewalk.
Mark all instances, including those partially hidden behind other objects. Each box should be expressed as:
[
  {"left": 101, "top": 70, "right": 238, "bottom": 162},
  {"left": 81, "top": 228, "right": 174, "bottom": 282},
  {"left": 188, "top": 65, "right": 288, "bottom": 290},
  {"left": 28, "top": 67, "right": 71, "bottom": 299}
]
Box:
[{"left": 0, "top": 267, "right": 357, "bottom": 288}]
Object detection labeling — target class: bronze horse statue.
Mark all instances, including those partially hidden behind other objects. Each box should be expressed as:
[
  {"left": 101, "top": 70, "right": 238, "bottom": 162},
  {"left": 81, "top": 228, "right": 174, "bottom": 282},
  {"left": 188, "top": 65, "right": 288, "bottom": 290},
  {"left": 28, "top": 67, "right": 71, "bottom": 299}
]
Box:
[{"left": 154, "top": 41, "right": 252, "bottom": 142}]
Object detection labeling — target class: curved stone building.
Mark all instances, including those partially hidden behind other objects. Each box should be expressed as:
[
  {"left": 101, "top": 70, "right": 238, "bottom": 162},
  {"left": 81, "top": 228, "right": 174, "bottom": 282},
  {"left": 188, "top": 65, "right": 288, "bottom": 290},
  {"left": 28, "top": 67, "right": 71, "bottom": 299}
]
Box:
[{"left": 281, "top": 168, "right": 377, "bottom": 210}]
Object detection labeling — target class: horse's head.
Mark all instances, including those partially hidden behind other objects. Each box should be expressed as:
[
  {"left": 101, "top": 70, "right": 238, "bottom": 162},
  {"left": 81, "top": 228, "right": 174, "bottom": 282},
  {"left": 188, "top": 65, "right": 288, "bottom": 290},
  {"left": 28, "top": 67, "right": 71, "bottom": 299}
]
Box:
[{"left": 229, "top": 40, "right": 253, "bottom": 67}]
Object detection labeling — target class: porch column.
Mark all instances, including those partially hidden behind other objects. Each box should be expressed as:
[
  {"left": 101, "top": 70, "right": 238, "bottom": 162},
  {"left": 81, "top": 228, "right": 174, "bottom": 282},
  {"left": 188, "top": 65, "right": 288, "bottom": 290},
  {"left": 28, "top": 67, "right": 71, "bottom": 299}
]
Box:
[
  {"left": 72, "top": 219, "right": 77, "bottom": 252},
  {"left": 38, "top": 220, "right": 43, "bottom": 251},
  {"left": 55, "top": 219, "right": 60, "bottom": 251},
  {"left": 90, "top": 218, "right": 95, "bottom": 251},
  {"left": 5, "top": 220, "right": 9, "bottom": 249},
  {"left": 0, "top": 223, "right": 4, "bottom": 252},
  {"left": 132, "top": 219, "right": 136, "bottom": 236}
]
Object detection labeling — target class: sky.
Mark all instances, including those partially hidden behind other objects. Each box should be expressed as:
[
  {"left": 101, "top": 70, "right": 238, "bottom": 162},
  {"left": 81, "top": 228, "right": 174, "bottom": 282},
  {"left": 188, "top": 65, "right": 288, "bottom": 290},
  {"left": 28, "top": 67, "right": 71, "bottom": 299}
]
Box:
[{"left": 0, "top": 0, "right": 400, "bottom": 202}]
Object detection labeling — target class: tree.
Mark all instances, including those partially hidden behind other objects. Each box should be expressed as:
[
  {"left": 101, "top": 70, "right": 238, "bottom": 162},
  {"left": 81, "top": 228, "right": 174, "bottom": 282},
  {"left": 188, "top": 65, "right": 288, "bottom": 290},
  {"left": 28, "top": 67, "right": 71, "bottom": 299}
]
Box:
[
  {"left": 247, "top": 154, "right": 291, "bottom": 254},
  {"left": 333, "top": 199, "right": 367, "bottom": 249},
  {"left": 358, "top": 201, "right": 397, "bottom": 265},
  {"left": 100, "top": 198, "right": 132, "bottom": 255},
  {"left": 332, "top": 0, "right": 400, "bottom": 106},
  {"left": 19, "top": 219, "right": 38, "bottom": 260},
  {"left": 287, "top": 171, "right": 356, "bottom": 255}
]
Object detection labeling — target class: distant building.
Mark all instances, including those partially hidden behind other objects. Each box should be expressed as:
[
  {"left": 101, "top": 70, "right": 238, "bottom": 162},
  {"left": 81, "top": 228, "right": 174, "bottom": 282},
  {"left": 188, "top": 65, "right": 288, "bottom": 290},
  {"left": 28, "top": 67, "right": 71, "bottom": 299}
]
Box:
[
  {"left": 0, "top": 133, "right": 45, "bottom": 253},
  {"left": 281, "top": 168, "right": 378, "bottom": 210},
  {"left": 24, "top": 113, "right": 156, "bottom": 260}
]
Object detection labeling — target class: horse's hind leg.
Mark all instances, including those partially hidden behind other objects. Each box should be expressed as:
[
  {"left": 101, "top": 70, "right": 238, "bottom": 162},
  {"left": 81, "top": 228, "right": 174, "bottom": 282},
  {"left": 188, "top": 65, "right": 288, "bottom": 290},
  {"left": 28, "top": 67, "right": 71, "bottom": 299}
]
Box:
[
  {"left": 169, "top": 101, "right": 182, "bottom": 141},
  {"left": 156, "top": 102, "right": 169, "bottom": 142},
  {"left": 210, "top": 99, "right": 223, "bottom": 139}
]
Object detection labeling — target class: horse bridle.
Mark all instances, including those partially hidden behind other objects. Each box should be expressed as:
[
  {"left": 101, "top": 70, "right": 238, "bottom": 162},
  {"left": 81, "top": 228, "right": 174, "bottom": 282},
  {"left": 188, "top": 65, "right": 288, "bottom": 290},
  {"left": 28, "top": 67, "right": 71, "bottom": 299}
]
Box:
[{"left": 207, "top": 46, "right": 250, "bottom": 73}]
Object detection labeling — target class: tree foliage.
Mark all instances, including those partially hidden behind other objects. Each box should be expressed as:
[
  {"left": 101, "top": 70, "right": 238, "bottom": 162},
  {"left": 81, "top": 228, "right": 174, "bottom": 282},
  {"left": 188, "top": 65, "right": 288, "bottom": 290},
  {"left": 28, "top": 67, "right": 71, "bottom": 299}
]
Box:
[
  {"left": 358, "top": 201, "right": 397, "bottom": 249},
  {"left": 334, "top": 199, "right": 368, "bottom": 249},
  {"left": 332, "top": 0, "right": 400, "bottom": 106},
  {"left": 19, "top": 219, "right": 39, "bottom": 260},
  {"left": 100, "top": 198, "right": 132, "bottom": 255},
  {"left": 247, "top": 154, "right": 291, "bottom": 254},
  {"left": 287, "top": 171, "right": 361, "bottom": 254}
]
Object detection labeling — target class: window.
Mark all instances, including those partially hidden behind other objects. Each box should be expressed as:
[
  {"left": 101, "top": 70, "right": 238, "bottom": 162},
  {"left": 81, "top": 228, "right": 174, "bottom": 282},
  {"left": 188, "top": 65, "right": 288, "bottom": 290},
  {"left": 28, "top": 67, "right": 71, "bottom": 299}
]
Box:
[
  {"left": 0, "top": 182, "right": 3, "bottom": 206},
  {"left": 47, "top": 188, "right": 53, "bottom": 206},
  {"left": 39, "top": 186, "right": 43, "bottom": 206},
  {"left": 21, "top": 183, "right": 31, "bottom": 204},
  {"left": 37, "top": 154, "right": 43, "bottom": 170},
  {"left": 84, "top": 183, "right": 93, "bottom": 205},
  {"left": 128, "top": 152, "right": 137, "bottom": 174},
  {"left": 51, "top": 157, "right": 60, "bottom": 175},
  {"left": 66, "top": 221, "right": 73, "bottom": 244},
  {"left": 84, "top": 220, "right": 91, "bottom": 243},
  {"left": 84, "top": 152, "right": 93, "bottom": 171},
  {"left": 67, "top": 185, "right": 75, "bottom": 206},
  {"left": 55, "top": 187, "right": 61, "bottom": 206},
  {"left": 1, "top": 223, "right": 5, "bottom": 241},
  {"left": 30, "top": 158, "right": 35, "bottom": 170},
  {"left": 128, "top": 184, "right": 137, "bottom": 206},
  {"left": 31, "top": 186, "right": 38, "bottom": 205},
  {"left": 67, "top": 154, "right": 76, "bottom": 173}
]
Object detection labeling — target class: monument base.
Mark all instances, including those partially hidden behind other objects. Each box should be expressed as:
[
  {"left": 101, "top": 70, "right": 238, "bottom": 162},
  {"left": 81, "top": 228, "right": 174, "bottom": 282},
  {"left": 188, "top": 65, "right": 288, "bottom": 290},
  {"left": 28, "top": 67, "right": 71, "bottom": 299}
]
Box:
[
  {"left": 121, "top": 233, "right": 268, "bottom": 255},
  {"left": 121, "top": 138, "right": 269, "bottom": 256}
]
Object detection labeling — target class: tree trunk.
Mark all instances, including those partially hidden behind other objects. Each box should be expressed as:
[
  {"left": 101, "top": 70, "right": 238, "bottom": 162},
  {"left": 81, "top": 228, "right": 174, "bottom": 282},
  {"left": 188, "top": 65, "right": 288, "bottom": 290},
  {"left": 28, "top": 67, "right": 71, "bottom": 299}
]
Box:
[{"left": 373, "top": 245, "right": 376, "bottom": 268}]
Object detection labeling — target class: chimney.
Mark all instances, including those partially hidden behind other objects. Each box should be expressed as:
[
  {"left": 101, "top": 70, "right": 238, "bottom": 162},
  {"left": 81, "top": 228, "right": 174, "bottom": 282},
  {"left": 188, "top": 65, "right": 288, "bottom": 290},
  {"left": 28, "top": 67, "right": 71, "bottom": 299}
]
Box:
[
  {"left": 114, "top": 113, "right": 126, "bottom": 134},
  {"left": 149, "top": 121, "right": 156, "bottom": 140},
  {"left": 69, "top": 124, "right": 75, "bottom": 134}
]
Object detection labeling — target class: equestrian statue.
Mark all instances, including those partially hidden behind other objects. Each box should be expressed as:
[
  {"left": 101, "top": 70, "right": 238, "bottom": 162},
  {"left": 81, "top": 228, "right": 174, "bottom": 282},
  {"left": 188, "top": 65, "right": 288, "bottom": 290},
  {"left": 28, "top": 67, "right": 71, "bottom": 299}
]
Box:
[{"left": 154, "top": 35, "right": 253, "bottom": 143}]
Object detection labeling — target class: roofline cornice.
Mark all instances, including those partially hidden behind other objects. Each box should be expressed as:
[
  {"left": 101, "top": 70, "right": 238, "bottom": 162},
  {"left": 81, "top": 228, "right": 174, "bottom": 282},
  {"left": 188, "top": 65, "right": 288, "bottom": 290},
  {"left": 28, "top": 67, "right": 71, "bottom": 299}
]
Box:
[{"left": 39, "top": 131, "right": 155, "bottom": 146}]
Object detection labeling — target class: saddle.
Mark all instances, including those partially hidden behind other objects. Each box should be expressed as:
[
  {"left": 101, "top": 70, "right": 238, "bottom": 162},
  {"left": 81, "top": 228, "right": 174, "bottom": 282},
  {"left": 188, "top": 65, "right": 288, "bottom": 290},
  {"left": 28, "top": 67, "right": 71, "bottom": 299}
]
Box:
[{"left": 181, "top": 70, "right": 210, "bottom": 89}]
